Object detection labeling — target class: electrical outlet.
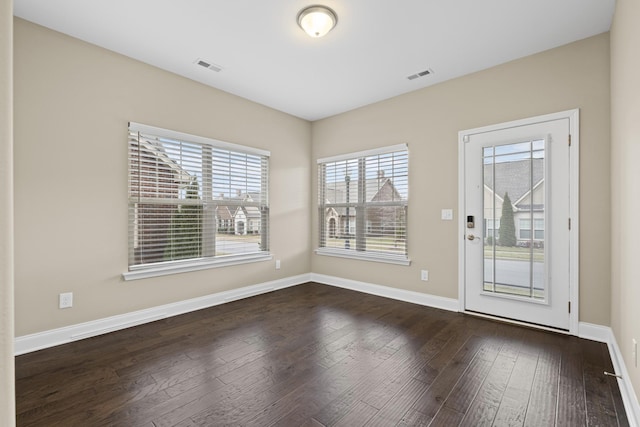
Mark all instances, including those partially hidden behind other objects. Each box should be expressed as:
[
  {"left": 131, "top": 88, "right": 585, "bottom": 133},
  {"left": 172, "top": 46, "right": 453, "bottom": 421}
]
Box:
[
  {"left": 633, "top": 338, "right": 638, "bottom": 368},
  {"left": 59, "top": 292, "right": 73, "bottom": 309},
  {"left": 275, "top": 260, "right": 281, "bottom": 270},
  {"left": 421, "top": 270, "right": 429, "bottom": 281}
]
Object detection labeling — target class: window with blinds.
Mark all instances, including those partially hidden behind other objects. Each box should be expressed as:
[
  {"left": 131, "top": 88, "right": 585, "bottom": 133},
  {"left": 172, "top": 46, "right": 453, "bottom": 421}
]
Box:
[
  {"left": 316, "top": 144, "right": 409, "bottom": 264},
  {"left": 126, "top": 122, "right": 270, "bottom": 279}
]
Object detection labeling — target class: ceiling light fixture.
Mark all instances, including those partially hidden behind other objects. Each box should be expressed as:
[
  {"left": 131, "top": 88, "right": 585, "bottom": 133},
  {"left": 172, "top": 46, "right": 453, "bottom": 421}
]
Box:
[{"left": 297, "top": 5, "right": 338, "bottom": 38}]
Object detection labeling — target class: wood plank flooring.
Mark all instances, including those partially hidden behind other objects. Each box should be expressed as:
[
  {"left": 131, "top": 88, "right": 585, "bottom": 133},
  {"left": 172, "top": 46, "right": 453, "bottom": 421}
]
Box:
[{"left": 15, "top": 282, "right": 629, "bottom": 426}]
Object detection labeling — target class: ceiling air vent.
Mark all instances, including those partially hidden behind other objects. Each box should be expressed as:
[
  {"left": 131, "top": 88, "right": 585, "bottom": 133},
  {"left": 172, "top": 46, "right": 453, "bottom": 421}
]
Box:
[
  {"left": 407, "top": 68, "right": 433, "bottom": 81},
  {"left": 195, "top": 58, "right": 222, "bottom": 72}
]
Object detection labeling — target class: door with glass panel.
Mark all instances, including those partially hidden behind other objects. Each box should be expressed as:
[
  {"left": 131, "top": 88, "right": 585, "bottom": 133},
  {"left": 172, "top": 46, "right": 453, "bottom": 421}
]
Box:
[{"left": 461, "top": 115, "right": 573, "bottom": 330}]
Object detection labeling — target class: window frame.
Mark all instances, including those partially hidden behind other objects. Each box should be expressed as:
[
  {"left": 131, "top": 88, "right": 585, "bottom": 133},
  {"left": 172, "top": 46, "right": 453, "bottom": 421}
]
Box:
[
  {"left": 518, "top": 217, "right": 545, "bottom": 241},
  {"left": 123, "top": 122, "right": 271, "bottom": 281},
  {"left": 485, "top": 218, "right": 501, "bottom": 240},
  {"left": 315, "top": 144, "right": 410, "bottom": 265}
]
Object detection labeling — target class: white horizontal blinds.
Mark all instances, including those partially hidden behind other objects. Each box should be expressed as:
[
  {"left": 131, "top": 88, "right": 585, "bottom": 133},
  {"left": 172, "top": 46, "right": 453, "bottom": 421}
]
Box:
[
  {"left": 128, "top": 131, "right": 204, "bottom": 266},
  {"left": 211, "top": 148, "right": 269, "bottom": 257},
  {"left": 318, "top": 145, "right": 408, "bottom": 259},
  {"left": 363, "top": 150, "right": 408, "bottom": 255},
  {"left": 128, "top": 124, "right": 269, "bottom": 269},
  {"left": 212, "top": 149, "right": 267, "bottom": 204}
]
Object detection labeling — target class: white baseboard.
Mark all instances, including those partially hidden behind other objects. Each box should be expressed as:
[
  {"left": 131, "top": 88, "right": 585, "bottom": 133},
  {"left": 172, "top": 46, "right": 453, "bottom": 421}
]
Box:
[
  {"left": 309, "top": 273, "right": 460, "bottom": 312},
  {"left": 609, "top": 332, "right": 640, "bottom": 427},
  {"left": 579, "top": 322, "right": 640, "bottom": 426},
  {"left": 14, "top": 274, "right": 638, "bottom": 426},
  {"left": 578, "top": 321, "right": 612, "bottom": 343},
  {"left": 14, "top": 273, "right": 311, "bottom": 356},
  {"left": 309, "top": 276, "right": 638, "bottom": 425},
  {"left": 15, "top": 273, "right": 457, "bottom": 355}
]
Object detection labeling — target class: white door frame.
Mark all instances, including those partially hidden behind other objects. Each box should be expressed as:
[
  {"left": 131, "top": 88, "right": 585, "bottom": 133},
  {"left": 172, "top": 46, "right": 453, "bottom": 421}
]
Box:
[{"left": 458, "top": 109, "right": 580, "bottom": 335}]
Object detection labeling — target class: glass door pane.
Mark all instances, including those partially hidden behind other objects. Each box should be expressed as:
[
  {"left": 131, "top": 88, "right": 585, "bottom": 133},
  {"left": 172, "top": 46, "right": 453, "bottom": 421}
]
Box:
[{"left": 483, "top": 140, "right": 545, "bottom": 300}]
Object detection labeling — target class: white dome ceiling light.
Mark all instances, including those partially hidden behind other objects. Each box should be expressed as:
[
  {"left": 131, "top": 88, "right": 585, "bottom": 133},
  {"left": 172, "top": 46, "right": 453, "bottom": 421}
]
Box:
[{"left": 297, "top": 5, "right": 338, "bottom": 38}]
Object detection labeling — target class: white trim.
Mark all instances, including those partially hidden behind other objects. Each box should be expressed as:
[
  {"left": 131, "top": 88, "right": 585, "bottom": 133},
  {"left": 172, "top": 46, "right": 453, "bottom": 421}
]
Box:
[
  {"left": 13, "top": 275, "right": 638, "bottom": 424},
  {"left": 14, "top": 274, "right": 311, "bottom": 355},
  {"left": 608, "top": 332, "right": 640, "bottom": 427},
  {"left": 464, "top": 310, "right": 571, "bottom": 335},
  {"left": 458, "top": 129, "right": 466, "bottom": 314},
  {"left": 457, "top": 109, "right": 580, "bottom": 335},
  {"left": 129, "top": 121, "right": 271, "bottom": 157},
  {"left": 310, "top": 273, "right": 459, "bottom": 312},
  {"left": 316, "top": 143, "right": 408, "bottom": 164},
  {"left": 314, "top": 248, "right": 411, "bottom": 266},
  {"left": 568, "top": 109, "right": 580, "bottom": 334},
  {"left": 123, "top": 253, "right": 273, "bottom": 281},
  {"left": 578, "top": 321, "right": 612, "bottom": 343},
  {"left": 308, "top": 278, "right": 638, "bottom": 421},
  {"left": 458, "top": 109, "right": 579, "bottom": 138},
  {"left": 579, "top": 322, "right": 640, "bottom": 427}
]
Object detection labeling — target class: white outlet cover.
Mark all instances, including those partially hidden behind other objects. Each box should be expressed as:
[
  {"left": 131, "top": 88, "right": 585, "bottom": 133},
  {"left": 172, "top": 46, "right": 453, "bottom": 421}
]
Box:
[
  {"left": 59, "top": 292, "right": 73, "bottom": 309},
  {"left": 441, "top": 209, "right": 453, "bottom": 220}
]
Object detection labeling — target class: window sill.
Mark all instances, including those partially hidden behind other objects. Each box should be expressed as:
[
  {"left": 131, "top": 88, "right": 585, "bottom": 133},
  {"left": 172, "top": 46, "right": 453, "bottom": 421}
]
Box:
[
  {"left": 122, "top": 253, "right": 273, "bottom": 281},
  {"left": 314, "top": 248, "right": 411, "bottom": 266}
]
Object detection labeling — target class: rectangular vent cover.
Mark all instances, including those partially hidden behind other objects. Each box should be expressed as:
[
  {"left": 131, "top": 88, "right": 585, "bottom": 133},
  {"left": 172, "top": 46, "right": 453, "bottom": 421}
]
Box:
[
  {"left": 407, "top": 68, "right": 433, "bottom": 80},
  {"left": 195, "top": 58, "right": 222, "bottom": 72}
]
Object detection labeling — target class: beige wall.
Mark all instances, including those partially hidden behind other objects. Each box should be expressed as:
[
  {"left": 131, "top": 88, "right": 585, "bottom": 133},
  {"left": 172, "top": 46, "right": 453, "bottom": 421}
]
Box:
[
  {"left": 611, "top": 0, "right": 640, "bottom": 400},
  {"left": 312, "top": 34, "right": 611, "bottom": 326},
  {"left": 1, "top": 1, "right": 15, "bottom": 425},
  {"left": 13, "top": 19, "right": 311, "bottom": 336},
  {"left": 10, "top": 4, "right": 640, "bottom": 419},
  {"left": 13, "top": 18, "right": 614, "bottom": 335}
]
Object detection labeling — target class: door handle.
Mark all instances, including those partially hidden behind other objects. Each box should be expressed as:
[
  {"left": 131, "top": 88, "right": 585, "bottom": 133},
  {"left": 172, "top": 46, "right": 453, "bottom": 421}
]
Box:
[{"left": 467, "top": 234, "right": 476, "bottom": 241}]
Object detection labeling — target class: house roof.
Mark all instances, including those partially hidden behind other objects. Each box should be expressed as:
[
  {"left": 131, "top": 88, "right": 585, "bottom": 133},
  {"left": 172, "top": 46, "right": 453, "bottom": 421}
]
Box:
[
  {"left": 215, "top": 205, "right": 261, "bottom": 220},
  {"left": 325, "top": 178, "right": 403, "bottom": 204},
  {"left": 215, "top": 191, "right": 262, "bottom": 220},
  {"left": 215, "top": 206, "right": 234, "bottom": 221},
  {"left": 135, "top": 136, "right": 193, "bottom": 186},
  {"left": 483, "top": 159, "right": 544, "bottom": 205},
  {"left": 242, "top": 206, "right": 261, "bottom": 218},
  {"left": 214, "top": 191, "right": 264, "bottom": 203}
]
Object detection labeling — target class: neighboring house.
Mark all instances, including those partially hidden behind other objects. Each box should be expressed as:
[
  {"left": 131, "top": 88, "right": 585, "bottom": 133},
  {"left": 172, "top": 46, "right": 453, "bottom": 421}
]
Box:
[
  {"left": 234, "top": 205, "right": 261, "bottom": 235},
  {"left": 215, "top": 204, "right": 234, "bottom": 233},
  {"left": 324, "top": 171, "right": 404, "bottom": 238},
  {"left": 129, "top": 137, "right": 193, "bottom": 264},
  {"left": 215, "top": 191, "right": 262, "bottom": 235},
  {"left": 483, "top": 158, "right": 545, "bottom": 246}
]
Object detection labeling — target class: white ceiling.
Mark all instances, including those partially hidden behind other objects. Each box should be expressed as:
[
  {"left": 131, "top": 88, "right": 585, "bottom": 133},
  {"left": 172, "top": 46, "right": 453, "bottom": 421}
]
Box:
[{"left": 13, "top": 0, "right": 615, "bottom": 121}]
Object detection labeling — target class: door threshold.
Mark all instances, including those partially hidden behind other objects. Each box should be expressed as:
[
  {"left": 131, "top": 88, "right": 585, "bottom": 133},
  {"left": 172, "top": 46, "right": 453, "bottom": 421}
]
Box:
[{"left": 463, "top": 309, "right": 571, "bottom": 335}]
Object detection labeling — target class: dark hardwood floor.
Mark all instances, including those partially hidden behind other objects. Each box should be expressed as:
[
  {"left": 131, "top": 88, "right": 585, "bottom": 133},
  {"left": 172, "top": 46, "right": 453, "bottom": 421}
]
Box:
[{"left": 15, "top": 282, "right": 629, "bottom": 426}]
